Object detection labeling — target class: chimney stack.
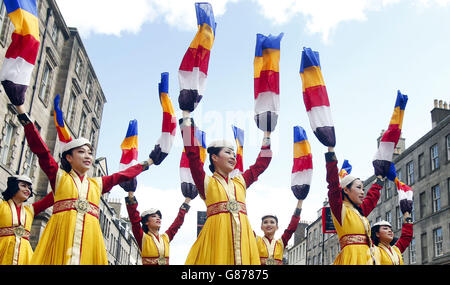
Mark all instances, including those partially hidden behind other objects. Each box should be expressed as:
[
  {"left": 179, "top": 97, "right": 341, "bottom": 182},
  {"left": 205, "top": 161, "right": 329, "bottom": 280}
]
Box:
[{"left": 431, "top": 99, "right": 450, "bottom": 128}]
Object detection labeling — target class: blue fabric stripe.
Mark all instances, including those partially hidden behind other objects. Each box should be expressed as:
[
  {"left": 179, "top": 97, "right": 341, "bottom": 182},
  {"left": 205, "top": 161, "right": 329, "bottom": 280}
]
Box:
[
  {"left": 394, "top": 90, "right": 408, "bottom": 110},
  {"left": 4, "top": 0, "right": 37, "bottom": 16},
  {"left": 232, "top": 125, "right": 244, "bottom": 147},
  {"left": 196, "top": 2, "right": 216, "bottom": 35},
  {"left": 125, "top": 119, "right": 138, "bottom": 138},
  {"left": 300, "top": 47, "right": 321, "bottom": 73},
  {"left": 293, "top": 126, "right": 308, "bottom": 143},
  {"left": 254, "top": 33, "right": 284, "bottom": 57},
  {"left": 159, "top": 72, "right": 169, "bottom": 94}
]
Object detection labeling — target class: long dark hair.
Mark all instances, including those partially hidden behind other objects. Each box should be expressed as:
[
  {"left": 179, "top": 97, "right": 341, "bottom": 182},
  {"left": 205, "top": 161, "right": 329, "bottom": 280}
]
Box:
[
  {"left": 60, "top": 144, "right": 93, "bottom": 173},
  {"left": 207, "top": 146, "right": 222, "bottom": 173},
  {"left": 1, "top": 176, "right": 33, "bottom": 202}
]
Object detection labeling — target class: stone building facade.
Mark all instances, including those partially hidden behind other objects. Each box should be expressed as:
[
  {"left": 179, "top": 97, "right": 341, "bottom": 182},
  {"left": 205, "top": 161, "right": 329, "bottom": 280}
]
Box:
[{"left": 0, "top": 0, "right": 140, "bottom": 264}]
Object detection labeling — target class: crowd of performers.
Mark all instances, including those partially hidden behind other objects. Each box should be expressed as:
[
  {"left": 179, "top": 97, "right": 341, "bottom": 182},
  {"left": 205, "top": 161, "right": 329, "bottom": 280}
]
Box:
[{"left": 0, "top": 1, "right": 414, "bottom": 265}]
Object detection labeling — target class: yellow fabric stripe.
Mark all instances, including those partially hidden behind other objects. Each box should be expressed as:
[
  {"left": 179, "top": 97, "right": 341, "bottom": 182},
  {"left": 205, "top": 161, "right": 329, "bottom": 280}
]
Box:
[
  {"left": 189, "top": 23, "right": 215, "bottom": 50},
  {"left": 294, "top": 140, "right": 311, "bottom": 158},
  {"left": 300, "top": 65, "right": 325, "bottom": 92},
  {"left": 254, "top": 49, "right": 280, "bottom": 78},
  {"left": 121, "top": 136, "right": 138, "bottom": 149},
  {"left": 9, "top": 9, "right": 39, "bottom": 40},
  {"left": 389, "top": 107, "right": 405, "bottom": 129},
  {"left": 160, "top": 93, "right": 175, "bottom": 115}
]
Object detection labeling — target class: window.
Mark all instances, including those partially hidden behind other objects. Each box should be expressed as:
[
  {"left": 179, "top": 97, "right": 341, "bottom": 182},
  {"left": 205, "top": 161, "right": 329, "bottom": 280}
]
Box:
[
  {"left": 418, "top": 153, "right": 425, "bottom": 178},
  {"left": 432, "top": 185, "right": 441, "bottom": 213},
  {"left": 385, "top": 180, "right": 392, "bottom": 200},
  {"left": 406, "top": 161, "right": 414, "bottom": 185},
  {"left": 0, "top": 2, "right": 8, "bottom": 43},
  {"left": 38, "top": 63, "right": 52, "bottom": 103},
  {"left": 78, "top": 111, "right": 87, "bottom": 137},
  {"left": 89, "top": 128, "right": 96, "bottom": 147},
  {"left": 421, "top": 233, "right": 428, "bottom": 263},
  {"left": 395, "top": 206, "right": 402, "bottom": 230},
  {"left": 75, "top": 53, "right": 83, "bottom": 77},
  {"left": 94, "top": 97, "right": 101, "bottom": 114},
  {"left": 447, "top": 135, "right": 450, "bottom": 161},
  {"left": 433, "top": 228, "right": 443, "bottom": 257},
  {"left": 385, "top": 211, "right": 392, "bottom": 224},
  {"left": 430, "top": 144, "right": 439, "bottom": 171},
  {"left": 419, "top": 192, "right": 426, "bottom": 219},
  {"left": 23, "top": 120, "right": 40, "bottom": 177},
  {"left": 1, "top": 122, "right": 15, "bottom": 165},
  {"left": 51, "top": 20, "right": 59, "bottom": 44},
  {"left": 409, "top": 238, "right": 416, "bottom": 264},
  {"left": 85, "top": 73, "right": 93, "bottom": 99},
  {"left": 67, "top": 92, "right": 77, "bottom": 125}
]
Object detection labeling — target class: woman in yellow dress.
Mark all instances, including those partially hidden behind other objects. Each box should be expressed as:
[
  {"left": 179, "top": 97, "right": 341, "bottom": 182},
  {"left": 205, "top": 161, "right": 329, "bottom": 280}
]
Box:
[
  {"left": 0, "top": 175, "right": 53, "bottom": 265},
  {"left": 371, "top": 212, "right": 413, "bottom": 265},
  {"left": 180, "top": 112, "right": 272, "bottom": 265},
  {"left": 325, "top": 147, "right": 384, "bottom": 265},
  {"left": 15, "top": 107, "right": 153, "bottom": 265}
]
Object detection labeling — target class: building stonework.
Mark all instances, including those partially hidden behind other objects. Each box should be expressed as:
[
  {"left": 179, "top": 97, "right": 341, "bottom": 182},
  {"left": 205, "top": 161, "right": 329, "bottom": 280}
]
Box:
[{"left": 0, "top": 0, "right": 139, "bottom": 264}]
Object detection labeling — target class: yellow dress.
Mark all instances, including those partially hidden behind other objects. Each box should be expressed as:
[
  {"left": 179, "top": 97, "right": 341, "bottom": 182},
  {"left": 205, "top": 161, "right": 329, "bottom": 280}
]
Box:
[
  {"left": 185, "top": 173, "right": 260, "bottom": 265},
  {"left": 332, "top": 201, "right": 380, "bottom": 265},
  {"left": 31, "top": 169, "right": 106, "bottom": 265},
  {"left": 141, "top": 232, "right": 170, "bottom": 265},
  {"left": 0, "top": 200, "right": 34, "bottom": 265},
  {"left": 376, "top": 244, "right": 403, "bottom": 265},
  {"left": 256, "top": 236, "right": 284, "bottom": 265}
]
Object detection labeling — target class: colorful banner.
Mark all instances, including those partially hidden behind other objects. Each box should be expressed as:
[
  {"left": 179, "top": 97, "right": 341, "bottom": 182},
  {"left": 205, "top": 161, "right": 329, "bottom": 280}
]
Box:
[
  {"left": 0, "top": 0, "right": 40, "bottom": 106},
  {"left": 178, "top": 2, "right": 216, "bottom": 112},
  {"left": 373, "top": 90, "right": 408, "bottom": 177},
  {"left": 180, "top": 127, "right": 206, "bottom": 199},
  {"left": 339, "top": 159, "right": 352, "bottom": 179},
  {"left": 299, "top": 47, "right": 335, "bottom": 147},
  {"left": 119, "top": 119, "right": 138, "bottom": 192},
  {"left": 291, "top": 126, "right": 313, "bottom": 200},
  {"left": 254, "top": 33, "right": 283, "bottom": 132},
  {"left": 387, "top": 162, "right": 413, "bottom": 214},
  {"left": 230, "top": 125, "right": 244, "bottom": 178},
  {"left": 150, "top": 72, "right": 177, "bottom": 165},
  {"left": 53, "top": 94, "right": 72, "bottom": 157}
]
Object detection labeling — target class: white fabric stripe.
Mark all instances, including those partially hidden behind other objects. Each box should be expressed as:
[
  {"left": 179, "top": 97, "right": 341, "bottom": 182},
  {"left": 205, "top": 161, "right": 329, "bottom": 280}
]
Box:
[
  {"left": 398, "top": 189, "right": 413, "bottom": 201},
  {"left": 157, "top": 132, "right": 175, "bottom": 153},
  {"left": 119, "top": 160, "right": 138, "bottom": 171},
  {"left": 180, "top": 167, "right": 195, "bottom": 184},
  {"left": 291, "top": 169, "right": 313, "bottom": 186},
  {"left": 0, "top": 57, "right": 34, "bottom": 85},
  {"left": 373, "top": 141, "right": 395, "bottom": 161},
  {"left": 306, "top": 105, "right": 333, "bottom": 130},
  {"left": 230, "top": 169, "right": 241, "bottom": 179},
  {"left": 178, "top": 68, "right": 207, "bottom": 95},
  {"left": 254, "top": 91, "right": 279, "bottom": 114}
]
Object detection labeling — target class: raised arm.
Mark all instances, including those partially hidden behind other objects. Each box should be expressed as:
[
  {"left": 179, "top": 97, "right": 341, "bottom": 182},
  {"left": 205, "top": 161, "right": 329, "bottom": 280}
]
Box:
[
  {"left": 395, "top": 212, "right": 413, "bottom": 253},
  {"left": 360, "top": 178, "right": 383, "bottom": 217},
  {"left": 280, "top": 200, "right": 302, "bottom": 247},
  {"left": 125, "top": 192, "right": 144, "bottom": 250},
  {"left": 16, "top": 107, "right": 59, "bottom": 191},
  {"left": 102, "top": 159, "right": 152, "bottom": 194},
  {"left": 165, "top": 198, "right": 191, "bottom": 241},
  {"left": 241, "top": 132, "right": 272, "bottom": 188},
  {"left": 179, "top": 113, "right": 207, "bottom": 199},
  {"left": 325, "top": 148, "right": 343, "bottom": 225},
  {"left": 31, "top": 191, "right": 54, "bottom": 216}
]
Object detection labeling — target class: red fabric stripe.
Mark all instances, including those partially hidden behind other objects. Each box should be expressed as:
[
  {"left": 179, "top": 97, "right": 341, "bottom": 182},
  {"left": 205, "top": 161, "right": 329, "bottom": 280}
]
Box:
[
  {"left": 162, "top": 112, "right": 177, "bottom": 134},
  {"left": 380, "top": 124, "right": 401, "bottom": 143},
  {"left": 180, "top": 151, "right": 190, "bottom": 168},
  {"left": 292, "top": 154, "right": 313, "bottom": 173},
  {"left": 254, "top": 70, "right": 279, "bottom": 99},
  {"left": 303, "top": 85, "right": 329, "bottom": 111},
  {"left": 120, "top": 148, "right": 138, "bottom": 164},
  {"left": 5, "top": 33, "right": 40, "bottom": 64},
  {"left": 179, "top": 46, "right": 211, "bottom": 75},
  {"left": 235, "top": 154, "right": 243, "bottom": 172}
]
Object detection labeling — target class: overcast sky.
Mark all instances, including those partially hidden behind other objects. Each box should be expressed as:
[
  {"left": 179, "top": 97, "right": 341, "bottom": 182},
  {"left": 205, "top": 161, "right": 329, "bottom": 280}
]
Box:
[{"left": 54, "top": 0, "right": 449, "bottom": 264}]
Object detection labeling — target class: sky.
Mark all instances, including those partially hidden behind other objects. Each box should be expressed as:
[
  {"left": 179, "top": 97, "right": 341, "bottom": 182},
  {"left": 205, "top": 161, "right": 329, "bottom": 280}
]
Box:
[{"left": 55, "top": 0, "right": 450, "bottom": 264}]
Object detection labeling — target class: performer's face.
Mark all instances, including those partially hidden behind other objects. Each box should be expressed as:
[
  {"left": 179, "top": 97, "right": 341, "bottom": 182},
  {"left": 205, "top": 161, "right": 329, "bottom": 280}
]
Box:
[
  {"left": 376, "top": 225, "right": 394, "bottom": 243},
  {"left": 66, "top": 145, "right": 93, "bottom": 173},
  {"left": 261, "top": 217, "right": 278, "bottom": 236},
  {"left": 146, "top": 214, "right": 161, "bottom": 231},
  {"left": 212, "top": 147, "right": 236, "bottom": 174},
  {"left": 343, "top": 179, "right": 364, "bottom": 205},
  {"left": 14, "top": 181, "right": 32, "bottom": 202}
]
